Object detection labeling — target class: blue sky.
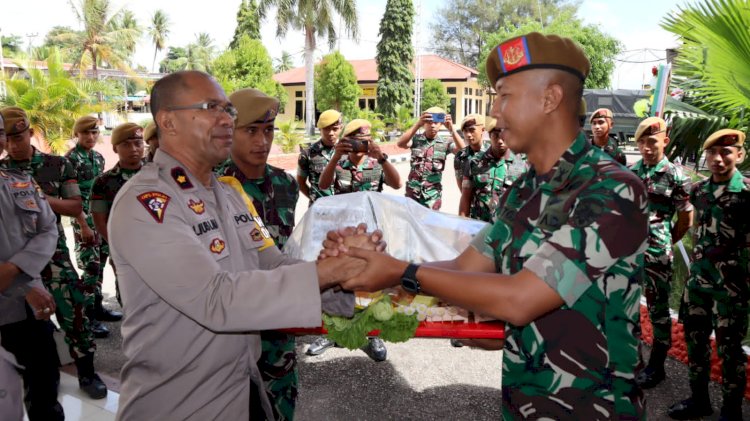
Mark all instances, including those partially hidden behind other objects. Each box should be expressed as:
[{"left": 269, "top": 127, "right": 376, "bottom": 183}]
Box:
[{"left": 1, "top": 0, "right": 688, "bottom": 89}]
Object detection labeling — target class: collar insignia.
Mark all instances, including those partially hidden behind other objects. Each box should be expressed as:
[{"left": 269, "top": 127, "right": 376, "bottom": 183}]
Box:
[{"left": 171, "top": 167, "right": 194, "bottom": 190}]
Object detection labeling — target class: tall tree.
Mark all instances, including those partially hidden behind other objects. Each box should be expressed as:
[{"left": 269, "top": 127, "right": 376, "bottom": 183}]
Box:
[
  {"left": 314, "top": 51, "right": 361, "bottom": 117},
  {"left": 40, "top": 26, "right": 83, "bottom": 63},
  {"left": 110, "top": 9, "right": 142, "bottom": 62},
  {"left": 158, "top": 33, "right": 216, "bottom": 73},
  {"left": 420, "top": 79, "right": 450, "bottom": 111},
  {"left": 274, "top": 51, "right": 295, "bottom": 73},
  {"left": 1, "top": 34, "right": 24, "bottom": 58},
  {"left": 54, "top": 0, "right": 143, "bottom": 79},
  {"left": 212, "top": 35, "right": 288, "bottom": 109},
  {"left": 376, "top": 0, "right": 415, "bottom": 119},
  {"left": 431, "top": 0, "right": 579, "bottom": 69},
  {"left": 259, "top": 0, "right": 359, "bottom": 135},
  {"left": 230, "top": 0, "right": 262, "bottom": 49},
  {"left": 478, "top": 11, "right": 621, "bottom": 89},
  {"left": 148, "top": 10, "right": 170, "bottom": 73}
]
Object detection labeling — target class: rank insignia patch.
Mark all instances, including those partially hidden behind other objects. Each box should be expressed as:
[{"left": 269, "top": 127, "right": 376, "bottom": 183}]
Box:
[
  {"left": 11, "top": 181, "right": 30, "bottom": 189},
  {"left": 188, "top": 199, "right": 205, "bottom": 215},
  {"left": 137, "top": 191, "right": 171, "bottom": 223},
  {"left": 209, "top": 238, "right": 226, "bottom": 254},
  {"left": 171, "top": 167, "right": 194, "bottom": 190},
  {"left": 250, "top": 228, "right": 263, "bottom": 241}
]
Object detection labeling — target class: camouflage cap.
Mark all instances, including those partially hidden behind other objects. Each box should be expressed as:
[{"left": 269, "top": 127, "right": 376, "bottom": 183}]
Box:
[
  {"left": 461, "top": 114, "right": 485, "bottom": 129},
  {"left": 74, "top": 115, "right": 99, "bottom": 134},
  {"left": 702, "top": 128, "right": 746, "bottom": 150},
  {"left": 111, "top": 122, "right": 144, "bottom": 146},
  {"left": 1, "top": 106, "right": 30, "bottom": 135},
  {"left": 229, "top": 88, "right": 279, "bottom": 128},
  {"left": 634, "top": 117, "right": 667, "bottom": 140},
  {"left": 342, "top": 119, "right": 371, "bottom": 139},
  {"left": 143, "top": 122, "right": 158, "bottom": 142},
  {"left": 590, "top": 108, "right": 613, "bottom": 122},
  {"left": 317, "top": 110, "right": 342, "bottom": 129},
  {"left": 486, "top": 32, "right": 590, "bottom": 85},
  {"left": 486, "top": 116, "right": 498, "bottom": 132},
  {"left": 424, "top": 106, "right": 446, "bottom": 115}
]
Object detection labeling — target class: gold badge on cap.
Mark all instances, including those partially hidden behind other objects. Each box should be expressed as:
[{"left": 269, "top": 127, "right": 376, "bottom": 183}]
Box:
[{"left": 499, "top": 37, "right": 530, "bottom": 72}]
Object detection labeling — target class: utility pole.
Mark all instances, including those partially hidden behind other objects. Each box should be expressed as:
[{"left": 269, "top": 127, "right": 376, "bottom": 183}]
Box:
[
  {"left": 413, "top": 0, "right": 422, "bottom": 117},
  {"left": 25, "top": 32, "right": 38, "bottom": 54}
]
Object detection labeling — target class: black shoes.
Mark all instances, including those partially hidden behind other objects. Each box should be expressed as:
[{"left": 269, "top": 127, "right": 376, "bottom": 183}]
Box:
[
  {"left": 668, "top": 397, "right": 713, "bottom": 420},
  {"left": 636, "top": 366, "right": 666, "bottom": 389},
  {"left": 306, "top": 337, "right": 337, "bottom": 356},
  {"left": 450, "top": 339, "right": 464, "bottom": 348},
  {"left": 90, "top": 319, "right": 110, "bottom": 338},
  {"left": 361, "top": 338, "right": 387, "bottom": 362},
  {"left": 79, "top": 374, "right": 108, "bottom": 400},
  {"left": 95, "top": 308, "right": 123, "bottom": 322}
]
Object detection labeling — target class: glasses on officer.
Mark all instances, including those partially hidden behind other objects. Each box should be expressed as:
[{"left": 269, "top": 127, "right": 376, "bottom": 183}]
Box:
[{"left": 167, "top": 101, "right": 238, "bottom": 121}]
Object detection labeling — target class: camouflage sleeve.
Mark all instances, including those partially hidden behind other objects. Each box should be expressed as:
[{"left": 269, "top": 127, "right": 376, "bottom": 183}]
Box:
[
  {"left": 672, "top": 168, "right": 693, "bottom": 212},
  {"left": 523, "top": 175, "right": 649, "bottom": 306},
  {"left": 60, "top": 157, "right": 82, "bottom": 199},
  {"left": 297, "top": 148, "right": 310, "bottom": 178},
  {"left": 90, "top": 176, "right": 109, "bottom": 214},
  {"left": 469, "top": 224, "right": 494, "bottom": 258},
  {"left": 288, "top": 172, "right": 300, "bottom": 204}
]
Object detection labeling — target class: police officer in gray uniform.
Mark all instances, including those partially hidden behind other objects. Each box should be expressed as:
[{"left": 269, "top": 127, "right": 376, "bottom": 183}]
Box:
[{"left": 0, "top": 114, "right": 63, "bottom": 420}]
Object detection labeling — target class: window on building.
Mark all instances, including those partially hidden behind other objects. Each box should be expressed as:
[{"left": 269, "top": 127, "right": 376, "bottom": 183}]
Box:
[
  {"left": 475, "top": 99, "right": 481, "bottom": 115},
  {"left": 447, "top": 87, "right": 456, "bottom": 95},
  {"left": 464, "top": 87, "right": 469, "bottom": 95},
  {"left": 295, "top": 91, "right": 303, "bottom": 98},
  {"left": 295, "top": 100, "right": 304, "bottom": 121},
  {"left": 449, "top": 98, "right": 456, "bottom": 123},
  {"left": 359, "top": 99, "right": 367, "bottom": 109}
]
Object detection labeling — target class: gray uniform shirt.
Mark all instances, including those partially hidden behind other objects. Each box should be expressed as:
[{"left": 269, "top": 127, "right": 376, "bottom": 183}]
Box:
[
  {"left": 110, "top": 151, "right": 335, "bottom": 421},
  {"left": 0, "top": 169, "right": 58, "bottom": 326}
]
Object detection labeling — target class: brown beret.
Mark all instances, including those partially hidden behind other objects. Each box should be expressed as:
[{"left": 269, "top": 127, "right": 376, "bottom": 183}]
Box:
[
  {"left": 461, "top": 114, "right": 485, "bottom": 129},
  {"left": 702, "top": 129, "right": 746, "bottom": 150},
  {"left": 143, "top": 122, "right": 158, "bottom": 142},
  {"left": 229, "top": 88, "right": 279, "bottom": 128},
  {"left": 424, "top": 106, "right": 446, "bottom": 115},
  {"left": 342, "top": 119, "right": 371, "bottom": 138},
  {"left": 590, "top": 108, "right": 613, "bottom": 122},
  {"left": 635, "top": 117, "right": 667, "bottom": 141},
  {"left": 1, "top": 106, "right": 30, "bottom": 136},
  {"left": 74, "top": 115, "right": 99, "bottom": 134},
  {"left": 486, "top": 32, "right": 590, "bottom": 85},
  {"left": 317, "top": 110, "right": 342, "bottom": 129},
  {"left": 111, "top": 123, "right": 144, "bottom": 146}
]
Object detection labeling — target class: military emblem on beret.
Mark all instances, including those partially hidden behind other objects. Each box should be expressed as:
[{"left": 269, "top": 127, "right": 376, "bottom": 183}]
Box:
[
  {"left": 499, "top": 37, "right": 530, "bottom": 73},
  {"left": 137, "top": 191, "right": 171, "bottom": 223},
  {"left": 188, "top": 199, "right": 205, "bottom": 215},
  {"left": 14, "top": 120, "right": 26, "bottom": 131},
  {"left": 209, "top": 238, "right": 226, "bottom": 254},
  {"left": 135, "top": 128, "right": 144, "bottom": 138},
  {"left": 171, "top": 167, "right": 194, "bottom": 190}
]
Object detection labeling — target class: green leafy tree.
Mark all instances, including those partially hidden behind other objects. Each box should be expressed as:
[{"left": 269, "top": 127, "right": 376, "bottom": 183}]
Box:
[
  {"left": 259, "top": 0, "right": 359, "bottom": 135},
  {"left": 1, "top": 34, "right": 24, "bottom": 58},
  {"left": 356, "top": 108, "right": 386, "bottom": 141},
  {"left": 148, "top": 10, "right": 170, "bottom": 72},
  {"left": 212, "top": 35, "right": 288, "bottom": 110},
  {"left": 230, "top": 0, "right": 262, "bottom": 49},
  {"left": 274, "top": 118, "right": 306, "bottom": 153},
  {"left": 376, "top": 0, "right": 414, "bottom": 119},
  {"left": 478, "top": 11, "right": 622, "bottom": 89},
  {"left": 274, "top": 51, "right": 295, "bottom": 73},
  {"left": 385, "top": 103, "right": 416, "bottom": 133},
  {"left": 314, "top": 51, "right": 361, "bottom": 117},
  {"left": 40, "top": 26, "right": 83, "bottom": 63},
  {"left": 420, "top": 79, "right": 449, "bottom": 111},
  {"left": 0, "top": 49, "right": 117, "bottom": 153},
  {"left": 159, "top": 33, "right": 216, "bottom": 73},
  {"left": 431, "top": 0, "right": 579, "bottom": 69}
]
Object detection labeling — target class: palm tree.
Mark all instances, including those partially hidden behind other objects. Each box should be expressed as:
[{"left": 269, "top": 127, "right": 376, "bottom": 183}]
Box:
[
  {"left": 148, "top": 10, "right": 170, "bottom": 73},
  {"left": 0, "top": 49, "right": 116, "bottom": 153},
  {"left": 259, "top": 0, "right": 359, "bottom": 135},
  {"left": 54, "top": 0, "right": 142, "bottom": 79},
  {"left": 274, "top": 50, "right": 294, "bottom": 73}
]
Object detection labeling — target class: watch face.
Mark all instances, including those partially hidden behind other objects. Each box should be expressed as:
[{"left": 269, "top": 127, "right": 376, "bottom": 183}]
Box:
[{"left": 401, "top": 277, "right": 419, "bottom": 294}]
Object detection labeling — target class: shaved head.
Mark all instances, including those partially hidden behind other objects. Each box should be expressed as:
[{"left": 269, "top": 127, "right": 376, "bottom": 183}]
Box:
[{"left": 151, "top": 71, "right": 213, "bottom": 119}]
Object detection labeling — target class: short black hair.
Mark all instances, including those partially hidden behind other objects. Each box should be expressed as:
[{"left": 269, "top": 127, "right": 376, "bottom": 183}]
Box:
[{"left": 150, "top": 70, "right": 211, "bottom": 119}]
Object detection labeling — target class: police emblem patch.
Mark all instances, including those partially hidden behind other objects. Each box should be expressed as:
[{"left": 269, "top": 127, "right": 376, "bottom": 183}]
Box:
[
  {"left": 137, "top": 191, "right": 171, "bottom": 223},
  {"left": 24, "top": 199, "right": 37, "bottom": 209},
  {"left": 209, "top": 238, "right": 226, "bottom": 254},
  {"left": 250, "top": 228, "right": 263, "bottom": 241},
  {"left": 171, "top": 167, "right": 194, "bottom": 189},
  {"left": 188, "top": 199, "right": 205, "bottom": 215}
]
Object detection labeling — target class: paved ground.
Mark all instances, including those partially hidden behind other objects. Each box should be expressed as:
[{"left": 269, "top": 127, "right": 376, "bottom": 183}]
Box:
[{"left": 71, "top": 155, "right": 750, "bottom": 419}]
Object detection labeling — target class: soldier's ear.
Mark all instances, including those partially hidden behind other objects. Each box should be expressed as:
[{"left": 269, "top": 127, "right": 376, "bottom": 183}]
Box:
[
  {"left": 156, "top": 111, "right": 175, "bottom": 136},
  {"left": 663, "top": 136, "right": 670, "bottom": 146},
  {"left": 737, "top": 148, "right": 745, "bottom": 163},
  {"left": 542, "top": 83, "right": 564, "bottom": 115}
]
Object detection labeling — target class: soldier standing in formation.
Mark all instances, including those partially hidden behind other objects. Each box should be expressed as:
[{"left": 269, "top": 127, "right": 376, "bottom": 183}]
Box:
[
  {"left": 0, "top": 107, "right": 108, "bottom": 399},
  {"left": 214, "top": 88, "right": 301, "bottom": 421},
  {"left": 65, "top": 116, "right": 122, "bottom": 339},
  {"left": 90, "top": 122, "right": 145, "bottom": 306},
  {"left": 668, "top": 129, "right": 749, "bottom": 421},
  {"left": 0, "top": 113, "right": 63, "bottom": 420},
  {"left": 452, "top": 114, "right": 488, "bottom": 190},
  {"left": 630, "top": 117, "right": 693, "bottom": 389},
  {"left": 397, "top": 107, "right": 464, "bottom": 210},
  {"left": 589, "top": 108, "right": 627, "bottom": 165},
  {"left": 297, "top": 110, "right": 340, "bottom": 205}
]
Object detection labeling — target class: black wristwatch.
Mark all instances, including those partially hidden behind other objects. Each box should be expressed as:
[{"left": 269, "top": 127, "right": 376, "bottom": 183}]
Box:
[
  {"left": 400, "top": 263, "right": 421, "bottom": 294},
  {"left": 378, "top": 153, "right": 389, "bottom": 165}
]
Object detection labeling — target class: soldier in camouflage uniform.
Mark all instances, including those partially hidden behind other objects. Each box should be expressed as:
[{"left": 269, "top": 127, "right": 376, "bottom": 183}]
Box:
[
  {"left": 339, "top": 32, "right": 648, "bottom": 420},
  {"left": 214, "top": 89, "right": 300, "bottom": 421},
  {"left": 297, "top": 110, "right": 340, "bottom": 205},
  {"left": 459, "top": 117, "right": 526, "bottom": 222},
  {"left": 630, "top": 117, "right": 694, "bottom": 389},
  {"left": 90, "top": 123, "right": 145, "bottom": 306},
  {"left": 65, "top": 116, "right": 122, "bottom": 334},
  {"left": 397, "top": 107, "right": 465, "bottom": 210},
  {"left": 590, "top": 108, "right": 627, "bottom": 165},
  {"left": 668, "top": 129, "right": 750, "bottom": 421},
  {"left": 0, "top": 107, "right": 107, "bottom": 399},
  {"left": 453, "top": 114, "right": 489, "bottom": 190}
]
